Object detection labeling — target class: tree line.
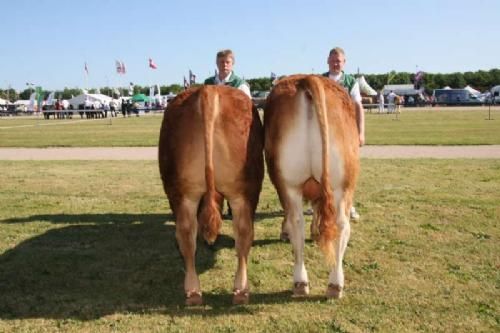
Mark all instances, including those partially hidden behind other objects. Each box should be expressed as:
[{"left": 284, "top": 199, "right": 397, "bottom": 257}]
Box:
[{"left": 1, "top": 69, "right": 499, "bottom": 102}]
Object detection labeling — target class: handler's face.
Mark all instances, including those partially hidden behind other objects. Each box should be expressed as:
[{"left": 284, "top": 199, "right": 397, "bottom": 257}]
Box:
[
  {"left": 328, "top": 52, "right": 345, "bottom": 75},
  {"left": 217, "top": 56, "right": 234, "bottom": 78}
]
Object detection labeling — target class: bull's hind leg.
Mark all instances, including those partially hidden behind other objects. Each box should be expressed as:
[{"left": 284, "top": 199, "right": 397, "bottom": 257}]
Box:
[
  {"left": 327, "top": 197, "right": 350, "bottom": 299},
  {"left": 229, "top": 197, "right": 254, "bottom": 304},
  {"left": 310, "top": 199, "right": 321, "bottom": 242},
  {"left": 176, "top": 197, "right": 203, "bottom": 305},
  {"left": 283, "top": 189, "right": 309, "bottom": 296}
]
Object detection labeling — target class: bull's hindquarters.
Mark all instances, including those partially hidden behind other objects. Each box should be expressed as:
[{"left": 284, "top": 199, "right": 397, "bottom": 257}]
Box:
[
  {"left": 158, "top": 85, "right": 264, "bottom": 305},
  {"left": 264, "top": 75, "right": 359, "bottom": 299}
]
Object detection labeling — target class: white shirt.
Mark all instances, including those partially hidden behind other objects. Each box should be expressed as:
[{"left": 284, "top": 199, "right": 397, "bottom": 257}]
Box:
[
  {"left": 388, "top": 92, "right": 397, "bottom": 104},
  {"left": 215, "top": 71, "right": 251, "bottom": 98},
  {"left": 328, "top": 72, "right": 362, "bottom": 103}
]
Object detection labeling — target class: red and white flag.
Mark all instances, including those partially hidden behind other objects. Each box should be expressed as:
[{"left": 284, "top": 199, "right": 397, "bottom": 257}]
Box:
[
  {"left": 189, "top": 70, "right": 196, "bottom": 85},
  {"left": 116, "top": 60, "right": 126, "bottom": 74},
  {"left": 149, "top": 58, "right": 157, "bottom": 69}
]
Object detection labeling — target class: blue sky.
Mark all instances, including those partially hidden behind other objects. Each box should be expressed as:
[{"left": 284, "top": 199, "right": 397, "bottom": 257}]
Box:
[{"left": 2, "top": 0, "right": 499, "bottom": 91}]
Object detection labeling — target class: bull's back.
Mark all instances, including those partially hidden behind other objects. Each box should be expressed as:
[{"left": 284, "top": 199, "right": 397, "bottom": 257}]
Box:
[
  {"left": 264, "top": 75, "right": 359, "bottom": 194},
  {"left": 159, "top": 86, "right": 264, "bottom": 197}
]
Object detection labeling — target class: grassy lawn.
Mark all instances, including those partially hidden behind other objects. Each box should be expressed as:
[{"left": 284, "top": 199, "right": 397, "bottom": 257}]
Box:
[
  {"left": 1, "top": 107, "right": 500, "bottom": 147},
  {"left": 0, "top": 160, "right": 498, "bottom": 332}
]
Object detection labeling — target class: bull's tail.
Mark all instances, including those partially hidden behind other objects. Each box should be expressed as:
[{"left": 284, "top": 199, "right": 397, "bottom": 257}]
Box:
[
  {"left": 300, "top": 76, "right": 337, "bottom": 264},
  {"left": 198, "top": 86, "right": 222, "bottom": 244}
]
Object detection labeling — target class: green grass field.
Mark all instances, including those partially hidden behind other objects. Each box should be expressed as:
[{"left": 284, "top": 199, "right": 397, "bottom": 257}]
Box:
[
  {"left": 0, "top": 160, "right": 498, "bottom": 332},
  {"left": 1, "top": 107, "right": 500, "bottom": 147}
]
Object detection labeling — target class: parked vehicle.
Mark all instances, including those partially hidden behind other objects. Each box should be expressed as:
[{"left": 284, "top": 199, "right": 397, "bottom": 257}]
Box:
[{"left": 432, "top": 89, "right": 483, "bottom": 106}]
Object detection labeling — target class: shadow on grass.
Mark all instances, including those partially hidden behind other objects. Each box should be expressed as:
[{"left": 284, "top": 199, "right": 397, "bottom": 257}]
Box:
[{"left": 0, "top": 213, "right": 299, "bottom": 321}]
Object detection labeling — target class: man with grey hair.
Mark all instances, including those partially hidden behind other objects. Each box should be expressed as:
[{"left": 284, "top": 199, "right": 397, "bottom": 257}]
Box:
[
  {"left": 204, "top": 49, "right": 251, "bottom": 97},
  {"left": 323, "top": 46, "right": 365, "bottom": 221}
]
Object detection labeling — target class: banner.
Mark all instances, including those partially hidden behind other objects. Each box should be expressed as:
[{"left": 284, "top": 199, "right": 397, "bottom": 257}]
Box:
[
  {"left": 46, "top": 91, "right": 55, "bottom": 105},
  {"left": 35, "top": 86, "right": 43, "bottom": 112}
]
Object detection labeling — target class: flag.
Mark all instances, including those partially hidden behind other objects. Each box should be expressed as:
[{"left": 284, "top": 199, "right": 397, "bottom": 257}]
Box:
[
  {"left": 414, "top": 71, "right": 424, "bottom": 89},
  {"left": 116, "top": 60, "right": 126, "bottom": 74},
  {"left": 129, "top": 82, "right": 134, "bottom": 96},
  {"left": 116, "top": 60, "right": 122, "bottom": 74},
  {"left": 46, "top": 91, "right": 55, "bottom": 105},
  {"left": 156, "top": 84, "right": 161, "bottom": 97},
  {"left": 28, "top": 92, "right": 36, "bottom": 112},
  {"left": 189, "top": 70, "right": 196, "bottom": 85},
  {"left": 270, "top": 72, "right": 277, "bottom": 81},
  {"left": 149, "top": 58, "right": 157, "bottom": 69},
  {"left": 149, "top": 86, "right": 155, "bottom": 102},
  {"left": 84, "top": 62, "right": 89, "bottom": 75},
  {"left": 35, "top": 86, "right": 43, "bottom": 112},
  {"left": 183, "top": 76, "right": 189, "bottom": 89}
]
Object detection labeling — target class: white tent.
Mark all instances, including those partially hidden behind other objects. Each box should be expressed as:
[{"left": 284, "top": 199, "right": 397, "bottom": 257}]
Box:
[
  {"left": 492, "top": 85, "right": 500, "bottom": 92},
  {"left": 68, "top": 93, "right": 113, "bottom": 109},
  {"left": 14, "top": 100, "right": 31, "bottom": 106},
  {"left": 443, "top": 86, "right": 451, "bottom": 90},
  {"left": 0, "top": 98, "right": 9, "bottom": 105},
  {"left": 357, "top": 76, "right": 377, "bottom": 96},
  {"left": 463, "top": 85, "right": 480, "bottom": 96},
  {"left": 383, "top": 84, "right": 422, "bottom": 96}
]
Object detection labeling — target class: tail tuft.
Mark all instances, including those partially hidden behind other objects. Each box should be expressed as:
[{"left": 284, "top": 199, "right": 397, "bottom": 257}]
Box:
[{"left": 198, "top": 191, "right": 222, "bottom": 244}]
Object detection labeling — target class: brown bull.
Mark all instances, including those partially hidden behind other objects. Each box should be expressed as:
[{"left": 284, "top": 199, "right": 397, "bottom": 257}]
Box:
[
  {"left": 264, "top": 74, "right": 360, "bottom": 298},
  {"left": 158, "top": 85, "right": 264, "bottom": 305}
]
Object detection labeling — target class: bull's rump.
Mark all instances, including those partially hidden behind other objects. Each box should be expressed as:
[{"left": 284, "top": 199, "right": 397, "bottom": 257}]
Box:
[
  {"left": 159, "top": 86, "right": 264, "bottom": 206},
  {"left": 264, "top": 75, "right": 359, "bottom": 198}
]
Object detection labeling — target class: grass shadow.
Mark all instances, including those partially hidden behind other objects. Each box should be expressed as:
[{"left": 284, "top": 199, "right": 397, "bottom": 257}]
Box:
[
  {"left": 0, "top": 213, "right": 235, "bottom": 320},
  {"left": 0, "top": 213, "right": 310, "bottom": 321},
  {"left": 1, "top": 213, "right": 174, "bottom": 225}
]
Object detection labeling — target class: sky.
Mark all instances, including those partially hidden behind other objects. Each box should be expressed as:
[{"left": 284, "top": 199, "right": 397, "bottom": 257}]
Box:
[{"left": 1, "top": 0, "right": 499, "bottom": 91}]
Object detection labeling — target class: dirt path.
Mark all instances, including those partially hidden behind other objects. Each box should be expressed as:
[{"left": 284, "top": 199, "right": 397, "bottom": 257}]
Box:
[{"left": 1, "top": 145, "right": 500, "bottom": 160}]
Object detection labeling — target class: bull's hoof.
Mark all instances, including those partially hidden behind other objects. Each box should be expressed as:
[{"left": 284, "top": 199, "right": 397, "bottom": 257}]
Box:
[
  {"left": 280, "top": 231, "right": 289, "bottom": 242},
  {"left": 292, "top": 282, "right": 310, "bottom": 297},
  {"left": 326, "top": 284, "right": 343, "bottom": 299},
  {"left": 185, "top": 290, "right": 203, "bottom": 306},
  {"left": 232, "top": 289, "right": 250, "bottom": 305}
]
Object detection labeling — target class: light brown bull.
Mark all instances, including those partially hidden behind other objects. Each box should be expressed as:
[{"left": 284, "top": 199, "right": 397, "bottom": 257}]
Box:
[
  {"left": 158, "top": 85, "right": 264, "bottom": 305},
  {"left": 264, "top": 74, "right": 360, "bottom": 298}
]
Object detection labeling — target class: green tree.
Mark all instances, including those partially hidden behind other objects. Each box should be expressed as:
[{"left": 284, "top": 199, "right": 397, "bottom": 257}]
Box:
[{"left": 447, "top": 72, "right": 466, "bottom": 88}]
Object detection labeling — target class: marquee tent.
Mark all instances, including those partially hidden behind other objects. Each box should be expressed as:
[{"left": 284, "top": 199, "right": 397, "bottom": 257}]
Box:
[
  {"left": 464, "top": 85, "right": 480, "bottom": 95},
  {"left": 357, "top": 76, "right": 377, "bottom": 96},
  {"left": 131, "top": 93, "right": 152, "bottom": 102},
  {"left": 68, "top": 93, "right": 113, "bottom": 109},
  {"left": 382, "top": 84, "right": 423, "bottom": 96}
]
